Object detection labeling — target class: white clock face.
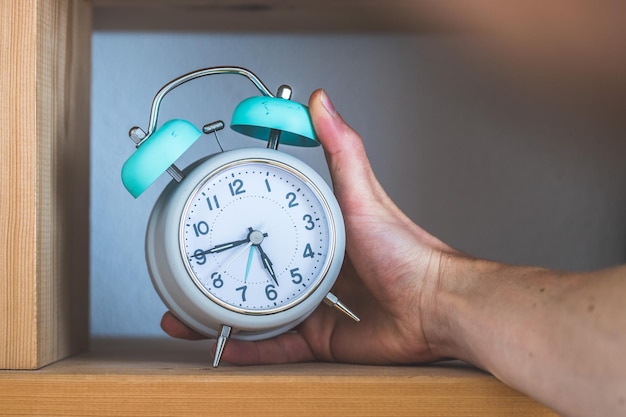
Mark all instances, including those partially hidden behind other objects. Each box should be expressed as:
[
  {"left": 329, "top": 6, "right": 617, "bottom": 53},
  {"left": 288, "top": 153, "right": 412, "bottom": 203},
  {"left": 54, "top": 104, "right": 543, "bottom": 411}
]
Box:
[{"left": 180, "top": 158, "right": 337, "bottom": 314}]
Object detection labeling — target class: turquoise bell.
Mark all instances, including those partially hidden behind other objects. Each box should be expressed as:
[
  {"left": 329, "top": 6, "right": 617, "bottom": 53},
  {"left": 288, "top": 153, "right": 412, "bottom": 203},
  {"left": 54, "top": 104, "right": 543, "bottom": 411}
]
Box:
[
  {"left": 121, "top": 119, "right": 201, "bottom": 198},
  {"left": 231, "top": 96, "right": 319, "bottom": 148},
  {"left": 121, "top": 67, "right": 319, "bottom": 198}
]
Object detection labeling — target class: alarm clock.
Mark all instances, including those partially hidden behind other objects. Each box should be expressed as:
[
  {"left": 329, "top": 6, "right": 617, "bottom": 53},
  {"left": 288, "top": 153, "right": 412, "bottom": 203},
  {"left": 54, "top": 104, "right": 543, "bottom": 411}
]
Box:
[{"left": 121, "top": 66, "right": 359, "bottom": 367}]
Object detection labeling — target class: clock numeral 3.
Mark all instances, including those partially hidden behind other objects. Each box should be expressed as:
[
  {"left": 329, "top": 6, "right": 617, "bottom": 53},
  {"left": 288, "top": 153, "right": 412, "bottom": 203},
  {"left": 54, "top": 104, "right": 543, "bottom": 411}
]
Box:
[{"left": 302, "top": 214, "right": 315, "bottom": 230}]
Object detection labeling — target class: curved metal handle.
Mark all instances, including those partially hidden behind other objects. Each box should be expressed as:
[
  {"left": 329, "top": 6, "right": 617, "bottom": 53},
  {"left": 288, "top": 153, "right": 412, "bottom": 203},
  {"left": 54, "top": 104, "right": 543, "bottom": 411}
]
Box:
[{"left": 131, "top": 66, "right": 275, "bottom": 146}]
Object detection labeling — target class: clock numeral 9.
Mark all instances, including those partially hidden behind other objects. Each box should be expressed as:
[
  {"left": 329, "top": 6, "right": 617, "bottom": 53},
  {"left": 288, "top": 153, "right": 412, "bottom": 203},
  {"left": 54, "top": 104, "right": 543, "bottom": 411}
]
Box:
[
  {"left": 193, "top": 249, "right": 207, "bottom": 265},
  {"left": 211, "top": 272, "right": 223, "bottom": 288},
  {"left": 229, "top": 179, "right": 246, "bottom": 196},
  {"left": 193, "top": 221, "right": 209, "bottom": 237}
]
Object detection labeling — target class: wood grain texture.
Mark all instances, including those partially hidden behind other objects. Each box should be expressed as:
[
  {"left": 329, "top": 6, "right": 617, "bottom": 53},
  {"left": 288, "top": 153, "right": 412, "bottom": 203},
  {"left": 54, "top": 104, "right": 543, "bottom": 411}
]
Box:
[
  {"left": 0, "top": 0, "right": 90, "bottom": 370},
  {"left": 0, "top": 338, "right": 558, "bottom": 416},
  {"left": 0, "top": 0, "right": 39, "bottom": 370}
]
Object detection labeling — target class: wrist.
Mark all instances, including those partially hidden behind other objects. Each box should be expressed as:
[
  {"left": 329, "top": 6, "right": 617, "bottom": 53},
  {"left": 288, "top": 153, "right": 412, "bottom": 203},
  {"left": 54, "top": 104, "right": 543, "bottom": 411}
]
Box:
[{"left": 419, "top": 252, "right": 490, "bottom": 365}]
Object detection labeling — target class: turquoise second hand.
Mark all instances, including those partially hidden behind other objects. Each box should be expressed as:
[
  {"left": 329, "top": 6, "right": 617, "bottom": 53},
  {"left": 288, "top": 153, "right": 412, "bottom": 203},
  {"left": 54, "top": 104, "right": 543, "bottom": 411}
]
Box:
[{"left": 244, "top": 246, "right": 255, "bottom": 283}]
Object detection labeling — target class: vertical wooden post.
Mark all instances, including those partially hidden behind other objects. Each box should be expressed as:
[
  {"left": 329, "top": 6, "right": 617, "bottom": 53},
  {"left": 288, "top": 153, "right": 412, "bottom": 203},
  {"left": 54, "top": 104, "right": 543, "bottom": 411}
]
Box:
[{"left": 0, "top": 0, "right": 91, "bottom": 369}]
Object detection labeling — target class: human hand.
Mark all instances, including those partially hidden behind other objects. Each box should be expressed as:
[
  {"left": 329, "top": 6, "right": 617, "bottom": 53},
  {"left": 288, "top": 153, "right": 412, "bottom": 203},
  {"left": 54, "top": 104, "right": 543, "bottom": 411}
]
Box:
[{"left": 161, "top": 89, "right": 458, "bottom": 365}]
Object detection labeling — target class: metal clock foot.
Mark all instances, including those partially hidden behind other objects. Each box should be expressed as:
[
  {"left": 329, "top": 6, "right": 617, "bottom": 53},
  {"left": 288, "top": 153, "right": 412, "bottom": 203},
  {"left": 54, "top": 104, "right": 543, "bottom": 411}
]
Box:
[
  {"left": 324, "top": 292, "right": 361, "bottom": 322},
  {"left": 212, "top": 324, "right": 232, "bottom": 368}
]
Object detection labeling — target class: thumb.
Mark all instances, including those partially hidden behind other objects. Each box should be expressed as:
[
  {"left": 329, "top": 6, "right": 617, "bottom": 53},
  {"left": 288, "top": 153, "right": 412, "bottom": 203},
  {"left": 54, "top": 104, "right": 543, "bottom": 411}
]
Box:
[{"left": 308, "top": 89, "right": 384, "bottom": 213}]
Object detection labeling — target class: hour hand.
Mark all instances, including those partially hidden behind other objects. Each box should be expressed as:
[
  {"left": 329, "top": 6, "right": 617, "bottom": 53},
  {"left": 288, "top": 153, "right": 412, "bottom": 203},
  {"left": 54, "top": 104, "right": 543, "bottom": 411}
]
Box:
[{"left": 256, "top": 244, "right": 278, "bottom": 286}]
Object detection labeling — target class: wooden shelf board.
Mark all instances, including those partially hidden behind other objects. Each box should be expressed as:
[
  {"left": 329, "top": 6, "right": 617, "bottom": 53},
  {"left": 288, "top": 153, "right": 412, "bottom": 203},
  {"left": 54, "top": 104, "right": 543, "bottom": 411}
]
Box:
[{"left": 0, "top": 338, "right": 557, "bottom": 416}]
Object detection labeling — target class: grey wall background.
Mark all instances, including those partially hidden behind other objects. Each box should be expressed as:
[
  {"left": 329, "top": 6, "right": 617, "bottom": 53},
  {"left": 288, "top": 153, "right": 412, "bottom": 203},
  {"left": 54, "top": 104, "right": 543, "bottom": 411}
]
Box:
[{"left": 91, "top": 31, "right": 626, "bottom": 337}]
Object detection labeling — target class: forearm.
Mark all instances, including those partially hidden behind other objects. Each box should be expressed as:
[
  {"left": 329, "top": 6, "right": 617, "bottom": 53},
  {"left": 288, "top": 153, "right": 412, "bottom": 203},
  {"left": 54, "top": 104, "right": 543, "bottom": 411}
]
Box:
[{"left": 429, "top": 256, "right": 626, "bottom": 417}]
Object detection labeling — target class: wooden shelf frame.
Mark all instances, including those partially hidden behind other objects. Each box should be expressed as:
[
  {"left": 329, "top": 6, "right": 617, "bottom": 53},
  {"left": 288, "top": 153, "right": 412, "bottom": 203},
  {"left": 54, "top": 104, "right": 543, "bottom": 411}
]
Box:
[
  {"left": 1, "top": 0, "right": 90, "bottom": 370},
  {"left": 1, "top": 1, "right": 554, "bottom": 415},
  {"left": 0, "top": 338, "right": 557, "bottom": 416}
]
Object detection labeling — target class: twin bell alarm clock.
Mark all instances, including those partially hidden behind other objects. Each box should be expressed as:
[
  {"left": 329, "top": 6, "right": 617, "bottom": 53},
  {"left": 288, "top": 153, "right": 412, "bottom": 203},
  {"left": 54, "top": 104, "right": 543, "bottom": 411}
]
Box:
[{"left": 121, "top": 67, "right": 359, "bottom": 367}]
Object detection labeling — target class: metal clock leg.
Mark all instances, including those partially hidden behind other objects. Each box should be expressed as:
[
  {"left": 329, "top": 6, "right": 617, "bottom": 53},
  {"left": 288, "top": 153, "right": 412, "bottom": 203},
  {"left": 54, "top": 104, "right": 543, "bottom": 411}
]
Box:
[
  {"left": 213, "top": 324, "right": 232, "bottom": 368},
  {"left": 324, "top": 292, "right": 361, "bottom": 322}
]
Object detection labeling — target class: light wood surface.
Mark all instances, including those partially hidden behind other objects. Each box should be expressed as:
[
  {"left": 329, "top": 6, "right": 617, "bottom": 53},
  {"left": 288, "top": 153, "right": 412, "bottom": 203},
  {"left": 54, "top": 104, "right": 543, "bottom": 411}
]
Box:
[
  {"left": 0, "top": 0, "right": 90, "bottom": 370},
  {"left": 0, "top": 338, "right": 558, "bottom": 416}
]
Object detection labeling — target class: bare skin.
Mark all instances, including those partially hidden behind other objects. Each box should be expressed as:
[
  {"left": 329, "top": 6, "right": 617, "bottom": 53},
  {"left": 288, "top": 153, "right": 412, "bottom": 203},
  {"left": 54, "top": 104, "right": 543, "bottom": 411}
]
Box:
[
  {"left": 161, "top": 5, "right": 626, "bottom": 416},
  {"left": 162, "top": 89, "right": 626, "bottom": 417}
]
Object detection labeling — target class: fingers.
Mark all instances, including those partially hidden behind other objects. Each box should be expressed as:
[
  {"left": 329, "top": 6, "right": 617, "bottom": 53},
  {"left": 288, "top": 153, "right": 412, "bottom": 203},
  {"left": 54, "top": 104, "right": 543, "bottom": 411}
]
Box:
[
  {"left": 161, "top": 311, "right": 318, "bottom": 364},
  {"left": 308, "top": 89, "right": 384, "bottom": 212},
  {"left": 309, "top": 89, "right": 452, "bottom": 253},
  {"left": 219, "top": 332, "right": 316, "bottom": 365},
  {"left": 160, "top": 312, "right": 206, "bottom": 340}
]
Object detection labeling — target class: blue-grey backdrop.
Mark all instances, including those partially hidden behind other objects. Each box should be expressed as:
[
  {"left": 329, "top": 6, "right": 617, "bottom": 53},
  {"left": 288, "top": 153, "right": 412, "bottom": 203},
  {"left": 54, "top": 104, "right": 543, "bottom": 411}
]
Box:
[{"left": 91, "top": 31, "right": 626, "bottom": 337}]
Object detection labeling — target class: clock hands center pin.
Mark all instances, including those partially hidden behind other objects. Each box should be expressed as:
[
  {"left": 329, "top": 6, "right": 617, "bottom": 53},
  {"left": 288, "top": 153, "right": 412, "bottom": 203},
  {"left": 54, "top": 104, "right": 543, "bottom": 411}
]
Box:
[{"left": 196, "top": 227, "right": 277, "bottom": 286}]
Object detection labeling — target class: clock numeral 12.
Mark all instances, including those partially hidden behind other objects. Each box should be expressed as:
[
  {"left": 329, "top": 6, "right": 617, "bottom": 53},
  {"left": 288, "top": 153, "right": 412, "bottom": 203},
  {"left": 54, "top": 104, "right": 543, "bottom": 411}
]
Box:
[{"left": 229, "top": 179, "right": 245, "bottom": 196}]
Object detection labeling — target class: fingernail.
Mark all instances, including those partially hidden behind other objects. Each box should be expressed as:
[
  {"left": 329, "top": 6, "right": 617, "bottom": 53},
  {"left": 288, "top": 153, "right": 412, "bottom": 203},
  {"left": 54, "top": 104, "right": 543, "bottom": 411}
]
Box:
[{"left": 320, "top": 89, "right": 338, "bottom": 117}]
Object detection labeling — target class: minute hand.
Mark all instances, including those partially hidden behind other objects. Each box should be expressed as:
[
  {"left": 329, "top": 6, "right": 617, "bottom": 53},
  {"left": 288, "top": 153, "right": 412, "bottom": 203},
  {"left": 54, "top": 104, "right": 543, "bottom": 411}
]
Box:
[{"left": 204, "top": 238, "right": 249, "bottom": 255}]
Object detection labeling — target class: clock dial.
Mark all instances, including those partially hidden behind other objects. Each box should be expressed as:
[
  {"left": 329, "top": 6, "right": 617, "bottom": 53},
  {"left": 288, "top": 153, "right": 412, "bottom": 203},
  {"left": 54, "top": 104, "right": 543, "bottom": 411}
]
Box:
[{"left": 180, "top": 158, "right": 336, "bottom": 314}]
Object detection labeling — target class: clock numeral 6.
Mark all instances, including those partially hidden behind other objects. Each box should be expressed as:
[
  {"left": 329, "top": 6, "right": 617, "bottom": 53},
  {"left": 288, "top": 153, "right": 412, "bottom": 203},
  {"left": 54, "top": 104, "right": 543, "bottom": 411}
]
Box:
[
  {"left": 265, "top": 284, "right": 278, "bottom": 301},
  {"left": 211, "top": 272, "right": 223, "bottom": 289}
]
